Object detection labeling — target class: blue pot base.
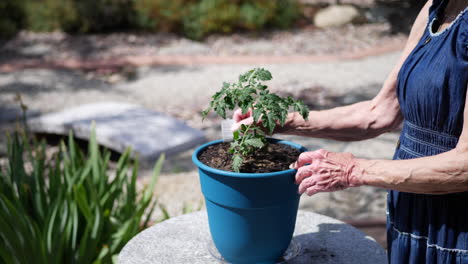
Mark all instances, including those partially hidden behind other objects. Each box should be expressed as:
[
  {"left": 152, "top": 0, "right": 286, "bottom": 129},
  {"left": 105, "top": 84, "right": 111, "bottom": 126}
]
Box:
[{"left": 207, "top": 237, "right": 301, "bottom": 264}]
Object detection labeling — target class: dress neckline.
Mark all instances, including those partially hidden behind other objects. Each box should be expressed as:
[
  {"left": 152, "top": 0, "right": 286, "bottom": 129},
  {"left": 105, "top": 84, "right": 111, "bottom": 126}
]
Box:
[{"left": 428, "top": 4, "right": 467, "bottom": 37}]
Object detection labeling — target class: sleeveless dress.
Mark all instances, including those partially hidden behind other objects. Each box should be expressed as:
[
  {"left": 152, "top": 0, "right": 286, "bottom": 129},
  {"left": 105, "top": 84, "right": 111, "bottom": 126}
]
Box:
[{"left": 387, "top": 0, "right": 468, "bottom": 263}]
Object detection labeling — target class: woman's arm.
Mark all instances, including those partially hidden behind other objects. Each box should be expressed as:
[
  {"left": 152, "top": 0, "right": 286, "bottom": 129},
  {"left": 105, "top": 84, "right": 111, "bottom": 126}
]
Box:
[
  {"left": 278, "top": 0, "right": 433, "bottom": 141},
  {"left": 357, "top": 84, "right": 468, "bottom": 194},
  {"left": 294, "top": 84, "right": 468, "bottom": 196}
]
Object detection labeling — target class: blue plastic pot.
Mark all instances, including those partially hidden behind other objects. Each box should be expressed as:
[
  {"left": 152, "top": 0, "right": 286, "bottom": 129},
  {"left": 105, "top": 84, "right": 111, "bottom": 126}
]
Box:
[{"left": 192, "top": 139, "right": 306, "bottom": 264}]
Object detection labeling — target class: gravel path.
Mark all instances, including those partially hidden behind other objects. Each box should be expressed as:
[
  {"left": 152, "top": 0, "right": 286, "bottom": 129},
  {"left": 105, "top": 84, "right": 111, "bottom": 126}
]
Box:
[
  {"left": 0, "top": 52, "right": 399, "bottom": 118},
  {"left": 1, "top": 24, "right": 405, "bottom": 64}
]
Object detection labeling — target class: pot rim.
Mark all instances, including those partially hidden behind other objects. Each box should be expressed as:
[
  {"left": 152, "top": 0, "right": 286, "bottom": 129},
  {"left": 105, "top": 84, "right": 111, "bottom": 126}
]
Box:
[{"left": 192, "top": 138, "right": 307, "bottom": 178}]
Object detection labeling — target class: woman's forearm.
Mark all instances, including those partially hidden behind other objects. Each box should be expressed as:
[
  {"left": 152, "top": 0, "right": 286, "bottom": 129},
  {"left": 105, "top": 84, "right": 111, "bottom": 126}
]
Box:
[
  {"left": 279, "top": 84, "right": 402, "bottom": 141},
  {"left": 357, "top": 148, "right": 468, "bottom": 194},
  {"left": 278, "top": 1, "right": 432, "bottom": 142}
]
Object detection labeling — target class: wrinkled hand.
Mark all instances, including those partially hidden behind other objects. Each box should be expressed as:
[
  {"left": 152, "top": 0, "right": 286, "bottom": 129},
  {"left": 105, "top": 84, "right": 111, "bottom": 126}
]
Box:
[{"left": 291, "top": 149, "right": 364, "bottom": 196}]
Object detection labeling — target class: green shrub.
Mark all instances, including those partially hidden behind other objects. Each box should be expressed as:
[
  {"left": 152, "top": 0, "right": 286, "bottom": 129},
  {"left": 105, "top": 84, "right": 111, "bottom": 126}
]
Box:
[
  {"left": 270, "top": 0, "right": 303, "bottom": 29},
  {"left": 135, "top": 0, "right": 302, "bottom": 40},
  {"left": 0, "top": 0, "right": 26, "bottom": 39},
  {"left": 24, "top": 0, "right": 134, "bottom": 33},
  {"left": 182, "top": 0, "right": 240, "bottom": 40},
  {"left": 71, "top": 0, "right": 135, "bottom": 33},
  {"left": 25, "top": 0, "right": 77, "bottom": 32},
  {"left": 0, "top": 130, "right": 164, "bottom": 264},
  {"left": 238, "top": 1, "right": 277, "bottom": 31},
  {"left": 6, "top": 0, "right": 302, "bottom": 38},
  {"left": 134, "top": 0, "right": 188, "bottom": 32}
]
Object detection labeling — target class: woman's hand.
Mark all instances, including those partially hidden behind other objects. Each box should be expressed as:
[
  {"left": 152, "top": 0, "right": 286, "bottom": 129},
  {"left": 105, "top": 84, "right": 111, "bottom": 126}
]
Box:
[
  {"left": 231, "top": 108, "right": 294, "bottom": 133},
  {"left": 231, "top": 108, "right": 255, "bottom": 131},
  {"left": 291, "top": 149, "right": 364, "bottom": 195}
]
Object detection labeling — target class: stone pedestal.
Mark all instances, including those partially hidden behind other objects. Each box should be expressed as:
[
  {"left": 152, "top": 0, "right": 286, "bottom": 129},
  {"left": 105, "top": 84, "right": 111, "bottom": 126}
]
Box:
[{"left": 119, "top": 210, "right": 387, "bottom": 264}]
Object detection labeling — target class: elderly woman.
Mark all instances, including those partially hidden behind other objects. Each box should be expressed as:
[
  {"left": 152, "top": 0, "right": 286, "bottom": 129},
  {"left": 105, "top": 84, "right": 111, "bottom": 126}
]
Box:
[{"left": 233, "top": 0, "right": 468, "bottom": 262}]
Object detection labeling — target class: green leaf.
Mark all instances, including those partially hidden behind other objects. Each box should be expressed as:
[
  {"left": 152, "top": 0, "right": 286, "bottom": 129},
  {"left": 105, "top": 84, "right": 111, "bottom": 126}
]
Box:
[
  {"left": 159, "top": 204, "right": 171, "bottom": 221},
  {"left": 142, "top": 199, "right": 158, "bottom": 228},
  {"left": 239, "top": 70, "right": 253, "bottom": 82},
  {"left": 294, "top": 101, "right": 309, "bottom": 120},
  {"left": 252, "top": 108, "right": 262, "bottom": 123},
  {"left": 266, "top": 113, "right": 276, "bottom": 135},
  {"left": 244, "top": 138, "right": 265, "bottom": 148},
  {"left": 232, "top": 155, "right": 243, "bottom": 173},
  {"left": 214, "top": 105, "right": 226, "bottom": 119},
  {"left": 279, "top": 111, "right": 288, "bottom": 126},
  {"left": 201, "top": 108, "right": 210, "bottom": 120},
  {"left": 256, "top": 68, "right": 272, "bottom": 81},
  {"left": 233, "top": 130, "right": 240, "bottom": 140},
  {"left": 74, "top": 185, "right": 92, "bottom": 223}
]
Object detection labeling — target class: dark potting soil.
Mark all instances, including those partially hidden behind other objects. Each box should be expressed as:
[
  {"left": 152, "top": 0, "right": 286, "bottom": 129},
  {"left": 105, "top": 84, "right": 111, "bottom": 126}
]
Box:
[{"left": 198, "top": 142, "right": 302, "bottom": 173}]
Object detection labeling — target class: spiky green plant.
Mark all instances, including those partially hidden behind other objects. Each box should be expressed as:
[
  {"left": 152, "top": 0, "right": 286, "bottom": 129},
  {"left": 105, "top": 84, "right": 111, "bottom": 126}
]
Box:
[{"left": 0, "top": 129, "right": 165, "bottom": 264}]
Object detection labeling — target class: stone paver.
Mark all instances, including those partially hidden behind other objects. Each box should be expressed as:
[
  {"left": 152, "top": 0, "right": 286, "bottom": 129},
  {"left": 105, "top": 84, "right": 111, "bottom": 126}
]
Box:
[{"left": 28, "top": 102, "right": 206, "bottom": 165}]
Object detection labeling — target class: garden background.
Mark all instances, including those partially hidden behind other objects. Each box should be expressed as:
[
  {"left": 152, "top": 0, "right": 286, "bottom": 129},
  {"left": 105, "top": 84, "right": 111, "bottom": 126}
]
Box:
[{"left": 1, "top": 0, "right": 422, "bottom": 263}]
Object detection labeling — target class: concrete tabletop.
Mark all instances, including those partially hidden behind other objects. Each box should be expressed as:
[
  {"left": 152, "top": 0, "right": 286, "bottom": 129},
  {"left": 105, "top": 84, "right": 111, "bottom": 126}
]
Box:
[{"left": 119, "top": 210, "right": 387, "bottom": 264}]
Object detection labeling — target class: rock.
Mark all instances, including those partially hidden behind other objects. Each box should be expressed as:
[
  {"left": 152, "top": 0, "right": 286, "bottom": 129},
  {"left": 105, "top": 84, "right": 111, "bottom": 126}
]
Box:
[
  {"left": 27, "top": 102, "right": 207, "bottom": 165},
  {"left": 300, "top": 0, "right": 375, "bottom": 7},
  {"left": 314, "top": 5, "right": 360, "bottom": 28},
  {"left": 0, "top": 105, "right": 40, "bottom": 123},
  {"left": 119, "top": 210, "right": 387, "bottom": 264},
  {"left": 0, "top": 69, "right": 110, "bottom": 93},
  {"left": 19, "top": 43, "right": 53, "bottom": 57}
]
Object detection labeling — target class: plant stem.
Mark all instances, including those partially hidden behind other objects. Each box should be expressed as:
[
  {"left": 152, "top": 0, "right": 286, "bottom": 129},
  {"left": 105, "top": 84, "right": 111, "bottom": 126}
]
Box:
[
  {"left": 246, "top": 68, "right": 258, "bottom": 85},
  {"left": 239, "top": 123, "right": 254, "bottom": 148},
  {"left": 233, "top": 68, "right": 257, "bottom": 152}
]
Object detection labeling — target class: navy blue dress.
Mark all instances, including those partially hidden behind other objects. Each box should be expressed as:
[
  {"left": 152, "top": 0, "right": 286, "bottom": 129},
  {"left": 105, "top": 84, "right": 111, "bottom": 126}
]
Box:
[{"left": 387, "top": 0, "right": 468, "bottom": 263}]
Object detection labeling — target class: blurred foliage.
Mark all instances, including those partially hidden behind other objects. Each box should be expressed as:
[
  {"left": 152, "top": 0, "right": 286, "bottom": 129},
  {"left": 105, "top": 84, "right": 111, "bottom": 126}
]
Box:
[
  {"left": 134, "top": 0, "right": 302, "bottom": 40},
  {"left": 182, "top": 0, "right": 242, "bottom": 40},
  {"left": 0, "top": 0, "right": 26, "bottom": 39},
  {"left": 134, "top": 0, "right": 188, "bottom": 32},
  {"left": 25, "top": 0, "right": 134, "bottom": 33},
  {"left": 1, "top": 0, "right": 302, "bottom": 40},
  {"left": 25, "top": 0, "right": 77, "bottom": 32},
  {"left": 0, "top": 129, "right": 166, "bottom": 264},
  {"left": 71, "top": 0, "right": 135, "bottom": 33}
]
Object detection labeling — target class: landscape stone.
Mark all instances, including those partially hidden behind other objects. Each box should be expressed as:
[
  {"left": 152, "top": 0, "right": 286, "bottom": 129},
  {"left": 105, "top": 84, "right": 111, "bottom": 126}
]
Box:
[
  {"left": 19, "top": 43, "right": 53, "bottom": 57},
  {"left": 27, "top": 102, "right": 206, "bottom": 164},
  {"left": 314, "top": 5, "right": 361, "bottom": 28},
  {"left": 119, "top": 210, "right": 387, "bottom": 264},
  {"left": 0, "top": 105, "right": 40, "bottom": 123}
]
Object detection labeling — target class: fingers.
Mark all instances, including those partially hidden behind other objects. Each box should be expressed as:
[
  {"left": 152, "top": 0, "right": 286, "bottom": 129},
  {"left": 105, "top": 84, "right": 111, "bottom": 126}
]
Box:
[
  {"left": 291, "top": 150, "right": 327, "bottom": 169},
  {"left": 298, "top": 175, "right": 315, "bottom": 194},
  {"left": 233, "top": 108, "right": 252, "bottom": 122},
  {"left": 232, "top": 108, "right": 254, "bottom": 131},
  {"left": 298, "top": 174, "right": 343, "bottom": 196},
  {"left": 295, "top": 165, "right": 314, "bottom": 184},
  {"left": 293, "top": 149, "right": 351, "bottom": 196},
  {"left": 305, "top": 186, "right": 321, "bottom": 196},
  {"left": 231, "top": 117, "right": 254, "bottom": 131}
]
